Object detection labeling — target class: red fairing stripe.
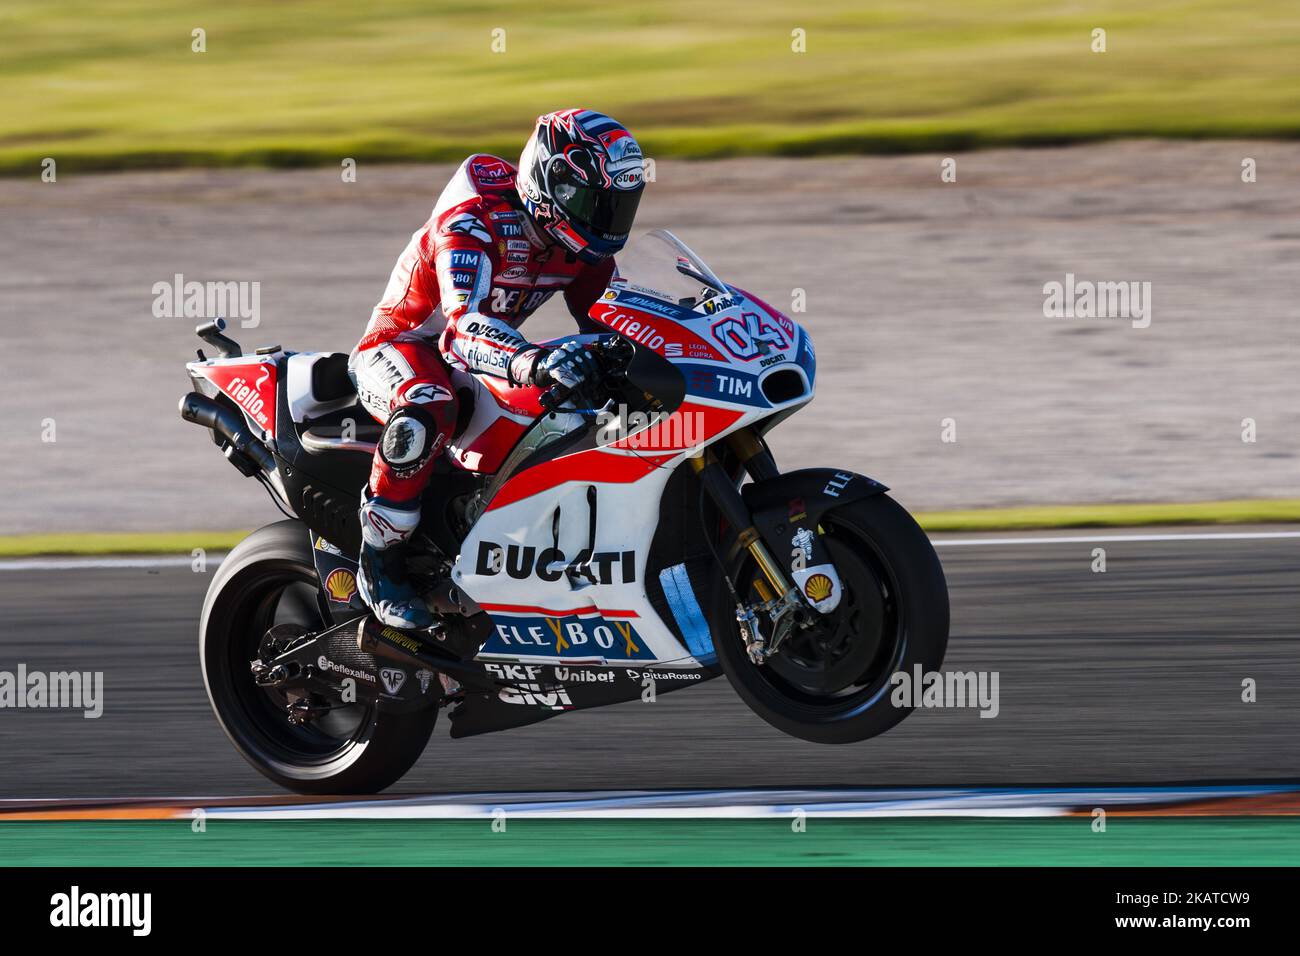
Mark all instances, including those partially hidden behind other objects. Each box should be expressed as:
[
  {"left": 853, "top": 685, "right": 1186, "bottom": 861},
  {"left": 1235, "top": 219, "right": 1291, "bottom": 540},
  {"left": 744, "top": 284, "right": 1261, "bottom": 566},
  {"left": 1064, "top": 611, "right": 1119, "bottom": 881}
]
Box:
[
  {"left": 201, "top": 361, "right": 277, "bottom": 435},
  {"left": 478, "top": 602, "right": 639, "bottom": 619},
  {"left": 477, "top": 375, "right": 549, "bottom": 419},
  {"left": 451, "top": 415, "right": 529, "bottom": 474},
  {"left": 589, "top": 302, "right": 725, "bottom": 361},
  {"left": 485, "top": 449, "right": 677, "bottom": 511}
]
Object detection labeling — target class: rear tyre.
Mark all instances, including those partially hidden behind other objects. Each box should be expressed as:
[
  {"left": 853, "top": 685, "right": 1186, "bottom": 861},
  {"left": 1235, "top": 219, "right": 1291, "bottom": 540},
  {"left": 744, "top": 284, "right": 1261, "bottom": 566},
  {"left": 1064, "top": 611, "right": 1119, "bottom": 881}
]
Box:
[
  {"left": 200, "top": 519, "right": 437, "bottom": 794},
  {"left": 714, "top": 494, "right": 949, "bottom": 744}
]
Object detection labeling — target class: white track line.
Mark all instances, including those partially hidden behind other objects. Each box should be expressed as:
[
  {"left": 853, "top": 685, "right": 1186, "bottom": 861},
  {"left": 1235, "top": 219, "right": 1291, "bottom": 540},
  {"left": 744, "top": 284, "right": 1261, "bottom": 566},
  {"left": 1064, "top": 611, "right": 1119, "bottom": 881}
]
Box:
[
  {"left": 200, "top": 805, "right": 1066, "bottom": 820},
  {"left": 0, "top": 556, "right": 208, "bottom": 571},
  {"left": 0, "top": 530, "right": 1297, "bottom": 571},
  {"left": 931, "top": 531, "right": 1300, "bottom": 547}
]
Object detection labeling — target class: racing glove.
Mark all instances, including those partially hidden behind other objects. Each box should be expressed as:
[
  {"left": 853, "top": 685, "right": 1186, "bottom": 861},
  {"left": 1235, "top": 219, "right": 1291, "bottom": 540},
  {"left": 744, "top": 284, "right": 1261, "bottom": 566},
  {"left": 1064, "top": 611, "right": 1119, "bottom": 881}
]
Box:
[{"left": 509, "top": 340, "right": 599, "bottom": 391}]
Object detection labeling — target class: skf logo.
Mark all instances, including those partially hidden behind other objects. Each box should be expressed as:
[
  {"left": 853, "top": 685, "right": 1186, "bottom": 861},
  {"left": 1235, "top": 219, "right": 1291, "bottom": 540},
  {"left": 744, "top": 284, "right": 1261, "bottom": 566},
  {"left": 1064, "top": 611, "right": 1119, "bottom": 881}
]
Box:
[
  {"left": 804, "top": 573, "right": 834, "bottom": 603},
  {"left": 324, "top": 568, "right": 357, "bottom": 603}
]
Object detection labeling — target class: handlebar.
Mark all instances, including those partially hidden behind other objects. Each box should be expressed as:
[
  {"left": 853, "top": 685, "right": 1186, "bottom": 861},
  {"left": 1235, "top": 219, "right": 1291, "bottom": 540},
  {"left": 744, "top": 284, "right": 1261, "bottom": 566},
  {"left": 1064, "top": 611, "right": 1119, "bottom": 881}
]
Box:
[{"left": 537, "top": 335, "right": 634, "bottom": 414}]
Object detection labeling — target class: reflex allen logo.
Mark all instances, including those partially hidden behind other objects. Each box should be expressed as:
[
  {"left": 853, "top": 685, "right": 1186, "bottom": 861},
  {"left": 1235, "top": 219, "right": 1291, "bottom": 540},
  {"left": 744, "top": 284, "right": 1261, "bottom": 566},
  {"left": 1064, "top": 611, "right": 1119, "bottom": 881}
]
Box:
[
  {"left": 0, "top": 665, "right": 103, "bottom": 718},
  {"left": 50, "top": 886, "right": 151, "bottom": 936}
]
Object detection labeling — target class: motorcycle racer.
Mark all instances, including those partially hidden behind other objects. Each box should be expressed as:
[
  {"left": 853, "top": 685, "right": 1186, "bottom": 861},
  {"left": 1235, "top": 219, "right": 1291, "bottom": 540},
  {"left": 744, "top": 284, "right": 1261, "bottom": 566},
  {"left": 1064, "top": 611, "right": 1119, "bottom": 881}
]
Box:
[{"left": 350, "top": 109, "right": 646, "bottom": 629}]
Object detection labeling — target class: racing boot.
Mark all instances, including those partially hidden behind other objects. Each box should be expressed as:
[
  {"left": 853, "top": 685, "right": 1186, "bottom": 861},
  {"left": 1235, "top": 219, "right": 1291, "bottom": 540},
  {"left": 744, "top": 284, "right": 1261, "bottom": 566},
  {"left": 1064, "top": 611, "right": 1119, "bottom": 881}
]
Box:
[{"left": 357, "top": 493, "right": 433, "bottom": 631}]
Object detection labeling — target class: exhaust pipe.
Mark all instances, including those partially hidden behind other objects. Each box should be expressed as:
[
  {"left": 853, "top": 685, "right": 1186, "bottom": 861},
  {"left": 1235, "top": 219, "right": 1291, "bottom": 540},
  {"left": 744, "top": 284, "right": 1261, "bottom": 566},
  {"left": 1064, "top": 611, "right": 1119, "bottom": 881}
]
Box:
[{"left": 178, "top": 392, "right": 276, "bottom": 473}]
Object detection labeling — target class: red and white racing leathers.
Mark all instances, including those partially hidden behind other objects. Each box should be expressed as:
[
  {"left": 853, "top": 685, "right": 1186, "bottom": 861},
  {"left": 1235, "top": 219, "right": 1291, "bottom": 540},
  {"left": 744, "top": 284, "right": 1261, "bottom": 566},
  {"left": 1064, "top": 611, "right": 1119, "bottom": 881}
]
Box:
[{"left": 351, "top": 154, "right": 614, "bottom": 548}]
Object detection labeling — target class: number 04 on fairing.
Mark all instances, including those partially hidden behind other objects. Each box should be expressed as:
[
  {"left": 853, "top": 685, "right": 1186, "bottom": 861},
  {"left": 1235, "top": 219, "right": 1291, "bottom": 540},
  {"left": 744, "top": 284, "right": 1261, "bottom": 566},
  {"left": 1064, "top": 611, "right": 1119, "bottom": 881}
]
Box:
[{"left": 179, "top": 230, "right": 949, "bottom": 794}]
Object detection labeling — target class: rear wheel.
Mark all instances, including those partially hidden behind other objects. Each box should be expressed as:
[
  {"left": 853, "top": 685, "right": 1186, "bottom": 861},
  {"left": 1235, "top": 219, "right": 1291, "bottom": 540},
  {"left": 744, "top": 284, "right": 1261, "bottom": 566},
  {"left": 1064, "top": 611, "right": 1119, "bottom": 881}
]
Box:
[
  {"left": 714, "top": 494, "right": 948, "bottom": 744},
  {"left": 200, "top": 520, "right": 437, "bottom": 793}
]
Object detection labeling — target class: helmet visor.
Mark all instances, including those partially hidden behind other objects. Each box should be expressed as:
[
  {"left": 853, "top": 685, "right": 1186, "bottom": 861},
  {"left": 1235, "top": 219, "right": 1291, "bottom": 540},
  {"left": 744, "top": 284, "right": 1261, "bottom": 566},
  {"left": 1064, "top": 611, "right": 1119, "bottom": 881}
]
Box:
[{"left": 551, "top": 171, "right": 643, "bottom": 241}]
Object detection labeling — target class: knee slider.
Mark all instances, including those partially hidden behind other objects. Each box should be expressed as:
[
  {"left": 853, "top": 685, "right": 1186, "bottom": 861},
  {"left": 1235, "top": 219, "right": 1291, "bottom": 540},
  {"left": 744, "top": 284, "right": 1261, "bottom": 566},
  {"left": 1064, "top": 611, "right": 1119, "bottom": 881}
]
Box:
[{"left": 379, "top": 406, "right": 441, "bottom": 478}]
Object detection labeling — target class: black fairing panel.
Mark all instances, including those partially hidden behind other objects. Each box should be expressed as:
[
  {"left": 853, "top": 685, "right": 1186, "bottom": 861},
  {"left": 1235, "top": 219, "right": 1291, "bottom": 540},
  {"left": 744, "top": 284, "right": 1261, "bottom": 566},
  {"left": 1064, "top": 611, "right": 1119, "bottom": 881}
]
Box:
[
  {"left": 274, "top": 387, "right": 488, "bottom": 559},
  {"left": 273, "top": 384, "right": 371, "bottom": 554},
  {"left": 742, "top": 468, "right": 888, "bottom": 544},
  {"left": 624, "top": 341, "right": 686, "bottom": 412}
]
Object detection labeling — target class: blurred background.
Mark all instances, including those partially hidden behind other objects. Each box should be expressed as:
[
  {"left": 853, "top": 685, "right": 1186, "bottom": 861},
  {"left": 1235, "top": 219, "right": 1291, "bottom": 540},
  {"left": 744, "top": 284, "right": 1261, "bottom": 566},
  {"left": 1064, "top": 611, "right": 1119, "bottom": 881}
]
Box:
[{"left": 2, "top": 1, "right": 1299, "bottom": 537}]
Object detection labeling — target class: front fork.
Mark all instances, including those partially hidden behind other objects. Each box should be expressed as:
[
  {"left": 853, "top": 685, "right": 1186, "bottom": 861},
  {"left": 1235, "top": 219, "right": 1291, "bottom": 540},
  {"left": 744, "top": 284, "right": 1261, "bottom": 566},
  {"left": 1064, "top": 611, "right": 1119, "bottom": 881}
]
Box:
[{"left": 691, "top": 429, "right": 844, "bottom": 664}]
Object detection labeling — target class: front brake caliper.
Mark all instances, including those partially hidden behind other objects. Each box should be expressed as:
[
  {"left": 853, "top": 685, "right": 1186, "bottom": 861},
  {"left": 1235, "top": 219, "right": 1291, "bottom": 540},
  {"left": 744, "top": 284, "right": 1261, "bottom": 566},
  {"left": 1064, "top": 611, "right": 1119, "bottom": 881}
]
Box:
[{"left": 736, "top": 586, "right": 804, "bottom": 665}]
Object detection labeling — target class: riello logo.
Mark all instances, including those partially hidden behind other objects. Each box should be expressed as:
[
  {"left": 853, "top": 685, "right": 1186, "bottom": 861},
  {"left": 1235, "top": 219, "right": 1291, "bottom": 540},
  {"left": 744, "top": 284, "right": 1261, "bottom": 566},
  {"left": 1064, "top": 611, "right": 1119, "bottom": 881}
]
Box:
[
  {"left": 476, "top": 541, "right": 636, "bottom": 585},
  {"left": 210, "top": 365, "right": 274, "bottom": 430},
  {"left": 225, "top": 377, "right": 266, "bottom": 420}
]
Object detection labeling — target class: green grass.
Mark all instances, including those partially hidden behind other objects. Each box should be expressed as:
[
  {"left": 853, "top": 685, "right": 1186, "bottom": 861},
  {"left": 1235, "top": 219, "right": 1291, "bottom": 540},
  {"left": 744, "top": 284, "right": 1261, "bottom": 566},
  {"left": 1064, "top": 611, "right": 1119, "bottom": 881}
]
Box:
[
  {"left": 0, "top": 531, "right": 252, "bottom": 557},
  {"left": 3, "top": 499, "right": 1299, "bottom": 556},
  {"left": 2, "top": 0, "right": 1298, "bottom": 174},
  {"left": 914, "top": 499, "right": 1300, "bottom": 533},
  {"left": 1, "top": 818, "right": 1297, "bottom": 866}
]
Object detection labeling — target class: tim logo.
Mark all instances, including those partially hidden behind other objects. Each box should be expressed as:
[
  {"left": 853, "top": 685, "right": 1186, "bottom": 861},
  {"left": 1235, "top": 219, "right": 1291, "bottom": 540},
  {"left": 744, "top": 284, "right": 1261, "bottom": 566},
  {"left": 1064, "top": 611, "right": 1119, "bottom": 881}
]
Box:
[{"left": 711, "top": 310, "right": 788, "bottom": 361}]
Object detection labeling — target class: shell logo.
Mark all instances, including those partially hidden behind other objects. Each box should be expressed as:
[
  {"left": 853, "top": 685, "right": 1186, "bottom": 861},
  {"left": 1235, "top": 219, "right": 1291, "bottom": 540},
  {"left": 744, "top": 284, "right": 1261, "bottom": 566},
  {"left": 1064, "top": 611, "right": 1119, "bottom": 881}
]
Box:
[
  {"left": 803, "top": 573, "right": 834, "bottom": 603},
  {"left": 324, "top": 568, "right": 357, "bottom": 603}
]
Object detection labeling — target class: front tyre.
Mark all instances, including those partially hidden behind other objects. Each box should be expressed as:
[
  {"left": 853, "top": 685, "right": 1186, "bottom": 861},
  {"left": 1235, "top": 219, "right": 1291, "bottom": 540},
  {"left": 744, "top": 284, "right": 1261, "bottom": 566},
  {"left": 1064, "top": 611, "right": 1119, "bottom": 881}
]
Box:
[
  {"left": 714, "top": 494, "right": 949, "bottom": 744},
  {"left": 200, "top": 519, "right": 437, "bottom": 794}
]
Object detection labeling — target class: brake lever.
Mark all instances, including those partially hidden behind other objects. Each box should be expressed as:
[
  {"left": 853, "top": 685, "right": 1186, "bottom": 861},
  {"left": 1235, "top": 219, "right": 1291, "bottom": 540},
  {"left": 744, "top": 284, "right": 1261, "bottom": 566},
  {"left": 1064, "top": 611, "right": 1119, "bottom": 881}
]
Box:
[{"left": 539, "top": 384, "right": 571, "bottom": 415}]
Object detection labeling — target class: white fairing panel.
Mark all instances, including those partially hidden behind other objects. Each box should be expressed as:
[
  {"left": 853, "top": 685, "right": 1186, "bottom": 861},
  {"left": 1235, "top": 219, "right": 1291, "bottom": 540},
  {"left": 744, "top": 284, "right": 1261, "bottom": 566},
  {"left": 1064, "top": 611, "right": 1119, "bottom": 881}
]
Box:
[
  {"left": 454, "top": 459, "right": 692, "bottom": 667},
  {"left": 450, "top": 230, "right": 817, "bottom": 671},
  {"left": 286, "top": 352, "right": 357, "bottom": 423}
]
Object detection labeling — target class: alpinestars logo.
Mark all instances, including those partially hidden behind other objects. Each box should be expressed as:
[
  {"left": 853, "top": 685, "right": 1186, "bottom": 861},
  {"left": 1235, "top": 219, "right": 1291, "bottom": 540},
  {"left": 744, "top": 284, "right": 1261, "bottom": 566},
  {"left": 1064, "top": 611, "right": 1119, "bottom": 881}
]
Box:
[
  {"left": 445, "top": 213, "right": 491, "bottom": 243},
  {"left": 403, "top": 383, "right": 453, "bottom": 404}
]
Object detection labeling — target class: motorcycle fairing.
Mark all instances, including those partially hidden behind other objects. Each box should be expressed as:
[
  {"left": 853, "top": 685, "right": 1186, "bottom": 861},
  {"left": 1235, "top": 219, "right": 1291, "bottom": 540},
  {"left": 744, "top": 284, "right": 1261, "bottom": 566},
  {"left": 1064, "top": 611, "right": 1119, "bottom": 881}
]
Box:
[
  {"left": 189, "top": 353, "right": 281, "bottom": 440},
  {"left": 445, "top": 369, "right": 537, "bottom": 474},
  {"left": 446, "top": 660, "right": 723, "bottom": 738},
  {"left": 452, "top": 233, "right": 820, "bottom": 669}
]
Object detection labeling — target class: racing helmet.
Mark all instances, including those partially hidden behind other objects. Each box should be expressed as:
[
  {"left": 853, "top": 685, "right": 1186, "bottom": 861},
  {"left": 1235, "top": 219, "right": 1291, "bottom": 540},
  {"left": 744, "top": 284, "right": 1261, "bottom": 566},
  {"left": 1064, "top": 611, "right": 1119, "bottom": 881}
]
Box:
[{"left": 517, "top": 109, "right": 645, "bottom": 264}]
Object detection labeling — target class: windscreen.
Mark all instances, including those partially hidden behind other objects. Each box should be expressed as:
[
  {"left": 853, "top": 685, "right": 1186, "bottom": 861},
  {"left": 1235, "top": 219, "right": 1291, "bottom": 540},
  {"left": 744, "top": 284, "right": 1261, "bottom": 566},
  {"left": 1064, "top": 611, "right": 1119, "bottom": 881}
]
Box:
[{"left": 609, "top": 229, "right": 728, "bottom": 309}]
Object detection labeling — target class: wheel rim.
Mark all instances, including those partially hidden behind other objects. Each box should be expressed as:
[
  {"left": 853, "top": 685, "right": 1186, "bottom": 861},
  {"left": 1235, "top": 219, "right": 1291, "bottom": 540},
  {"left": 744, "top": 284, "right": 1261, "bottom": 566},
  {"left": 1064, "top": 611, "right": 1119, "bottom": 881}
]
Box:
[
  {"left": 738, "top": 516, "right": 907, "bottom": 716},
  {"left": 222, "top": 565, "right": 373, "bottom": 765}
]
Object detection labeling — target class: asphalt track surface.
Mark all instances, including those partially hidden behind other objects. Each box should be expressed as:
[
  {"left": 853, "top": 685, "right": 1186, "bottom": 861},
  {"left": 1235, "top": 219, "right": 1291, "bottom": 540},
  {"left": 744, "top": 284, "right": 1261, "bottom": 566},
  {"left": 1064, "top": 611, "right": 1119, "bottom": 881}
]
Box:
[{"left": 1, "top": 528, "right": 1296, "bottom": 798}]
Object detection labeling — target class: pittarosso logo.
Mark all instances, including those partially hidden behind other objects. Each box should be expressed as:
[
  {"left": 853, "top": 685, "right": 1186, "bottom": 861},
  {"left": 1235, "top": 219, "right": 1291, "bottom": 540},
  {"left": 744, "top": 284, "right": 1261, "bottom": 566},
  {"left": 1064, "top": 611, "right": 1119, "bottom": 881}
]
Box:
[
  {"left": 151, "top": 272, "right": 261, "bottom": 328},
  {"left": 0, "top": 665, "right": 103, "bottom": 718},
  {"left": 50, "top": 886, "right": 151, "bottom": 936}
]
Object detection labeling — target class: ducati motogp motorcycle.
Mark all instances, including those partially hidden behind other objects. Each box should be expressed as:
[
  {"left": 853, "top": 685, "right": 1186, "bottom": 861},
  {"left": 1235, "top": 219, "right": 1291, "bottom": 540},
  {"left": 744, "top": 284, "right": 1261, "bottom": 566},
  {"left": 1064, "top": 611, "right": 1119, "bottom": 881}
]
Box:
[{"left": 180, "top": 230, "right": 949, "bottom": 793}]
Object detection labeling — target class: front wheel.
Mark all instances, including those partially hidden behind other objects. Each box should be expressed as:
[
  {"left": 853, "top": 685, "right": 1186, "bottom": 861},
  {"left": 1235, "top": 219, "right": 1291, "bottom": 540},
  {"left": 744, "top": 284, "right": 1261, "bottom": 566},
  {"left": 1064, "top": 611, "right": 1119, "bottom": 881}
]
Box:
[
  {"left": 714, "top": 494, "right": 949, "bottom": 744},
  {"left": 200, "top": 519, "right": 437, "bottom": 794}
]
